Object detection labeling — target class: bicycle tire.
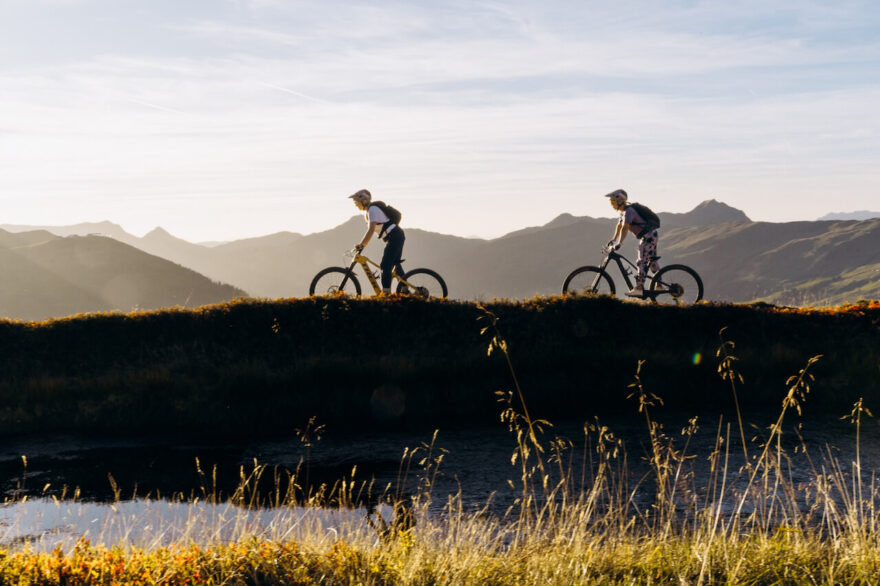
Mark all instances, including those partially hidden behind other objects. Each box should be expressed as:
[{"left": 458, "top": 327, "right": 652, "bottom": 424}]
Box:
[
  {"left": 309, "top": 267, "right": 362, "bottom": 296},
  {"left": 396, "top": 268, "right": 448, "bottom": 299},
  {"left": 562, "top": 266, "right": 616, "bottom": 296},
  {"left": 649, "top": 264, "right": 703, "bottom": 304}
]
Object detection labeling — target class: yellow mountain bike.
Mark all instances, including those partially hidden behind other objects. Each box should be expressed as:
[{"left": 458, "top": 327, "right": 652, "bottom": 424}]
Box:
[{"left": 309, "top": 249, "right": 448, "bottom": 298}]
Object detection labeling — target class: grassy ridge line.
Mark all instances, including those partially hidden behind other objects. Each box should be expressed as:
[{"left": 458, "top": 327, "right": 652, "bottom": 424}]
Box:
[{"left": 0, "top": 296, "right": 877, "bottom": 437}]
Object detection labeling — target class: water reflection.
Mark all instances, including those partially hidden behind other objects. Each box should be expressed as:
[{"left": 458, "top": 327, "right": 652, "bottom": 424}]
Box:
[
  {"left": 0, "top": 499, "right": 393, "bottom": 553},
  {"left": 3, "top": 411, "right": 879, "bottom": 514}
]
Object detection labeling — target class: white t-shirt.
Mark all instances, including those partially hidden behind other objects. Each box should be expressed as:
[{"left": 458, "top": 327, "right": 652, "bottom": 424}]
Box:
[{"left": 367, "top": 205, "right": 396, "bottom": 235}]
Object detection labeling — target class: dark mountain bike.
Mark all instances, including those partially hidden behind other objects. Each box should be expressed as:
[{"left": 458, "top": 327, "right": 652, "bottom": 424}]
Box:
[
  {"left": 562, "top": 246, "right": 703, "bottom": 304},
  {"left": 310, "top": 249, "right": 447, "bottom": 299}
]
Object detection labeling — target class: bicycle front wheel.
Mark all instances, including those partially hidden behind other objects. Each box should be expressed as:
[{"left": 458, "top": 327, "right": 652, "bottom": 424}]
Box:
[
  {"left": 562, "top": 266, "right": 615, "bottom": 296},
  {"left": 397, "top": 268, "right": 448, "bottom": 299},
  {"left": 309, "top": 267, "right": 362, "bottom": 296},
  {"left": 649, "top": 265, "right": 703, "bottom": 304}
]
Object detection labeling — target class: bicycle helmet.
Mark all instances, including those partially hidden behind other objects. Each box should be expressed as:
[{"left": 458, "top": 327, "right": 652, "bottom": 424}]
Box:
[
  {"left": 604, "top": 189, "right": 628, "bottom": 205},
  {"left": 348, "top": 189, "right": 372, "bottom": 204}
]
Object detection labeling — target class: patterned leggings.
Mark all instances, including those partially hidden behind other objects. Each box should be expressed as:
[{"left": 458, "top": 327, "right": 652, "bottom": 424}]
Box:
[{"left": 636, "top": 230, "right": 660, "bottom": 287}]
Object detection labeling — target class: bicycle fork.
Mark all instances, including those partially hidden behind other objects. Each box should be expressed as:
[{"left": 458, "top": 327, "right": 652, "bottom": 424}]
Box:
[{"left": 339, "top": 259, "right": 370, "bottom": 292}]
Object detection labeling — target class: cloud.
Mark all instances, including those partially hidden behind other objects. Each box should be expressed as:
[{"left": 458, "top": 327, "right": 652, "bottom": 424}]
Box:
[{"left": 1, "top": 0, "right": 878, "bottom": 239}]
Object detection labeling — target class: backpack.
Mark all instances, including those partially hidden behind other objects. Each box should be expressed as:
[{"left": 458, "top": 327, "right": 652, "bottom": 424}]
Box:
[
  {"left": 628, "top": 202, "right": 660, "bottom": 231},
  {"left": 370, "top": 201, "right": 402, "bottom": 236}
]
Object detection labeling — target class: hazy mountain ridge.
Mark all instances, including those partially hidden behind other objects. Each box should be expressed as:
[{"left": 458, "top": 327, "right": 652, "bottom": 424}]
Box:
[
  {"left": 0, "top": 230, "right": 246, "bottom": 321},
  {"left": 498, "top": 199, "right": 750, "bottom": 240},
  {"left": 3, "top": 200, "right": 879, "bottom": 312},
  {"left": 817, "top": 211, "right": 880, "bottom": 221}
]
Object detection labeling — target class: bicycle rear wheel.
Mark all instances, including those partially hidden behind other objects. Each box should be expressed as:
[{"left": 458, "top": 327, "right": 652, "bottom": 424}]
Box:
[
  {"left": 397, "top": 268, "right": 447, "bottom": 299},
  {"left": 562, "top": 266, "right": 615, "bottom": 296},
  {"left": 309, "top": 267, "right": 362, "bottom": 296},
  {"left": 649, "top": 265, "right": 703, "bottom": 304}
]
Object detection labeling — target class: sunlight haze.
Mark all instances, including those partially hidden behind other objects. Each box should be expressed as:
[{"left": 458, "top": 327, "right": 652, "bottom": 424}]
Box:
[{"left": 2, "top": 0, "right": 878, "bottom": 242}]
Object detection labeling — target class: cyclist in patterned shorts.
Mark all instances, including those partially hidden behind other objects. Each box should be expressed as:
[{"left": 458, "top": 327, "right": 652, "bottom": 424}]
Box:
[{"left": 605, "top": 189, "right": 660, "bottom": 299}]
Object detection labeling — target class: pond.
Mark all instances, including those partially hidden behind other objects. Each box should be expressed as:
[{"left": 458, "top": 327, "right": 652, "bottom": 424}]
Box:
[{"left": 3, "top": 409, "right": 880, "bottom": 549}]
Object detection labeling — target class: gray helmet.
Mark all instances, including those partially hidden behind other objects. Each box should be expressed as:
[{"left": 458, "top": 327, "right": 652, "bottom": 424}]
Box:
[
  {"left": 604, "top": 189, "right": 628, "bottom": 205},
  {"left": 348, "top": 189, "right": 372, "bottom": 204}
]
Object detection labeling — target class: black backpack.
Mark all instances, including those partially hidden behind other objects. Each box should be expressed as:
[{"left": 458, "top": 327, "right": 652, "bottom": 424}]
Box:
[
  {"left": 370, "top": 201, "right": 402, "bottom": 236},
  {"left": 628, "top": 202, "right": 660, "bottom": 231}
]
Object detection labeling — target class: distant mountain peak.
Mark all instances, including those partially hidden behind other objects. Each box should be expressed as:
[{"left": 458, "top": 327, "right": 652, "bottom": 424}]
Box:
[
  {"left": 817, "top": 210, "right": 880, "bottom": 221},
  {"left": 694, "top": 199, "right": 744, "bottom": 213},
  {"left": 92, "top": 220, "right": 123, "bottom": 228},
  {"left": 660, "top": 200, "right": 751, "bottom": 226},
  {"left": 142, "top": 226, "right": 188, "bottom": 244},
  {"left": 546, "top": 212, "right": 579, "bottom": 227}
]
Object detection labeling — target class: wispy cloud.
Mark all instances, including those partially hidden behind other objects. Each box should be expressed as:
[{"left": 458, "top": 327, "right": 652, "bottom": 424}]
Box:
[
  {"left": 1, "top": 0, "right": 878, "bottom": 240},
  {"left": 258, "top": 82, "right": 329, "bottom": 104}
]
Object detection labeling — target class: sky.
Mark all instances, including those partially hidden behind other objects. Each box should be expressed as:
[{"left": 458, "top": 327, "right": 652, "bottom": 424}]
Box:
[{"left": 1, "top": 0, "right": 878, "bottom": 242}]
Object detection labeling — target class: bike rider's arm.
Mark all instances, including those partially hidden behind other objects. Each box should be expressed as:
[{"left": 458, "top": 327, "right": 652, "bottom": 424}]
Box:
[
  {"left": 355, "top": 221, "right": 381, "bottom": 251},
  {"left": 610, "top": 218, "right": 627, "bottom": 248},
  {"left": 618, "top": 223, "right": 629, "bottom": 246}
]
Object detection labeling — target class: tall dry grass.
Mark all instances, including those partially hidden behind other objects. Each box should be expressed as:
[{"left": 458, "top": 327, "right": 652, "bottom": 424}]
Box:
[{"left": 2, "top": 308, "right": 880, "bottom": 583}]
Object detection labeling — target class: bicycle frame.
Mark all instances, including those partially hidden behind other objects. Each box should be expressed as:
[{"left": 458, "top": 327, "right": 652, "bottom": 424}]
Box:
[
  {"left": 339, "top": 251, "right": 413, "bottom": 296},
  {"left": 563, "top": 246, "right": 702, "bottom": 303},
  {"left": 595, "top": 249, "right": 643, "bottom": 292}
]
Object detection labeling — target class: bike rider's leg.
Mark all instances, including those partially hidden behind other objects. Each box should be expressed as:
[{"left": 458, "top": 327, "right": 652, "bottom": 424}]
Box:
[
  {"left": 627, "top": 230, "right": 658, "bottom": 298},
  {"left": 647, "top": 230, "right": 660, "bottom": 273},
  {"left": 380, "top": 227, "right": 405, "bottom": 294}
]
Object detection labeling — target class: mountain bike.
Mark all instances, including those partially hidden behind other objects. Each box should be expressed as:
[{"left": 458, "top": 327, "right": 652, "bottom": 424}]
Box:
[
  {"left": 309, "top": 250, "right": 448, "bottom": 298},
  {"left": 562, "top": 246, "right": 703, "bottom": 303}
]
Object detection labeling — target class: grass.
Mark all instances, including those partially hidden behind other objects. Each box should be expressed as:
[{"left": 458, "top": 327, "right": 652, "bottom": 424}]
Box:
[
  {"left": 2, "top": 304, "right": 880, "bottom": 583},
  {"left": 0, "top": 295, "right": 879, "bottom": 437}
]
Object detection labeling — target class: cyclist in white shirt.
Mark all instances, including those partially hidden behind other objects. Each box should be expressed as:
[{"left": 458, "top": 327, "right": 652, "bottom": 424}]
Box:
[{"left": 349, "top": 189, "right": 405, "bottom": 295}]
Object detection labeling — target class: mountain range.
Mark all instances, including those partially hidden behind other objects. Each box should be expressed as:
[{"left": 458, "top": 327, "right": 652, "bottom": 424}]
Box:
[
  {"left": 0, "top": 229, "right": 244, "bottom": 321},
  {"left": 817, "top": 211, "right": 880, "bottom": 221},
  {"left": 2, "top": 199, "right": 878, "bottom": 319}
]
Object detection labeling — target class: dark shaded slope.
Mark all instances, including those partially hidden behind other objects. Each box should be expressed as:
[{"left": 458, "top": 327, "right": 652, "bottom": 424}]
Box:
[{"left": 664, "top": 219, "right": 880, "bottom": 304}]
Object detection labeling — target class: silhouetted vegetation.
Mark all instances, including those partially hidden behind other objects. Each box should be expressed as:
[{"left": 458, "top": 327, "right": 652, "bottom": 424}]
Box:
[
  {"left": 0, "top": 296, "right": 878, "bottom": 437},
  {"left": 2, "top": 309, "right": 880, "bottom": 583}
]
